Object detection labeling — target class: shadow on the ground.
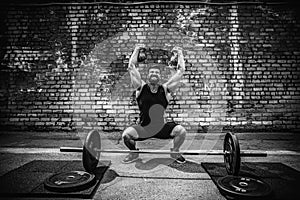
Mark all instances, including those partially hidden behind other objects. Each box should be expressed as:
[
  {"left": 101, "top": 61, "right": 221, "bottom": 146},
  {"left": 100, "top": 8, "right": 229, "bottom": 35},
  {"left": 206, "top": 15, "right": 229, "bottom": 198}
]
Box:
[
  {"left": 99, "top": 158, "right": 207, "bottom": 183},
  {"left": 133, "top": 157, "right": 206, "bottom": 173},
  {"left": 100, "top": 169, "right": 119, "bottom": 184}
]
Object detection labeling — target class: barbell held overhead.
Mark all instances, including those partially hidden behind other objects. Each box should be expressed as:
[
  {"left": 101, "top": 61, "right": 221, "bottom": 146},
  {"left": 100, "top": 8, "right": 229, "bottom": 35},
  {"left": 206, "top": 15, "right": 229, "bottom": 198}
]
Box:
[
  {"left": 60, "top": 147, "right": 267, "bottom": 157},
  {"left": 60, "top": 130, "right": 268, "bottom": 175}
]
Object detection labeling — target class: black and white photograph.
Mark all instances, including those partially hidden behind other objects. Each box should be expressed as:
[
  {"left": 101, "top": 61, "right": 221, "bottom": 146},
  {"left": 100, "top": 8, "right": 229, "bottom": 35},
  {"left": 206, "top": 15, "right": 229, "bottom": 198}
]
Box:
[{"left": 0, "top": 0, "right": 299, "bottom": 199}]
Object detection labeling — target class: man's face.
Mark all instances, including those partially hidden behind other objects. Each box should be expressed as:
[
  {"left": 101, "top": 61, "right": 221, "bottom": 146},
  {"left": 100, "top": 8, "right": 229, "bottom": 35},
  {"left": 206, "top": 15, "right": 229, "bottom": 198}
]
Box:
[{"left": 148, "top": 68, "right": 161, "bottom": 84}]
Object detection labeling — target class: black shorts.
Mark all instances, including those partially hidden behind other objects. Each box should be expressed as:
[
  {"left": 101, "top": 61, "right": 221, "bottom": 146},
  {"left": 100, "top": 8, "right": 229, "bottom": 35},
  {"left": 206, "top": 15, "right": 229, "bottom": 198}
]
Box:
[{"left": 132, "top": 122, "right": 178, "bottom": 141}]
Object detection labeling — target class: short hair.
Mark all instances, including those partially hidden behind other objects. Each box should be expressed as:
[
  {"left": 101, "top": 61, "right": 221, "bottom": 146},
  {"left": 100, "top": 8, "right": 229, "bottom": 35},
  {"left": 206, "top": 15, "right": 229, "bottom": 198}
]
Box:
[{"left": 148, "top": 64, "right": 162, "bottom": 73}]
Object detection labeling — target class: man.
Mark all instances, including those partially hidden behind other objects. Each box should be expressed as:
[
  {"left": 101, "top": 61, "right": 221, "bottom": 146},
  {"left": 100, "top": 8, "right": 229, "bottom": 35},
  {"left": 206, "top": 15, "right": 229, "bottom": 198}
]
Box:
[{"left": 122, "top": 44, "right": 187, "bottom": 164}]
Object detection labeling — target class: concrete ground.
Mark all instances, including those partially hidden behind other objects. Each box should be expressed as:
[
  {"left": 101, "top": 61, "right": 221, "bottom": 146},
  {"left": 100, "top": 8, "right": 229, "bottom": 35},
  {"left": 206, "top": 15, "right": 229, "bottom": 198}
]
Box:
[{"left": 0, "top": 131, "right": 300, "bottom": 200}]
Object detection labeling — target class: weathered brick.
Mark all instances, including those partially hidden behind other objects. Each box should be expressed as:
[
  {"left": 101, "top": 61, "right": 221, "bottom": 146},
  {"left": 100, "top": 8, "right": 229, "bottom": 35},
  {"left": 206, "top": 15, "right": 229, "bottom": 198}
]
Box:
[{"left": 0, "top": 2, "right": 299, "bottom": 132}]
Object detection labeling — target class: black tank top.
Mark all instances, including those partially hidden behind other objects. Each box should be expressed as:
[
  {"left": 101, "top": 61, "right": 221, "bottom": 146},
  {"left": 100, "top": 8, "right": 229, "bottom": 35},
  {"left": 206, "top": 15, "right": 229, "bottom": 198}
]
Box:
[{"left": 136, "top": 84, "right": 168, "bottom": 127}]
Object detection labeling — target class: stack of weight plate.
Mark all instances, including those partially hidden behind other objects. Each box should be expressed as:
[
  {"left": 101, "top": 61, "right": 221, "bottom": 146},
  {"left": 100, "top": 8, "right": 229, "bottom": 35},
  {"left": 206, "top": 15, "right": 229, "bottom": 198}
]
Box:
[
  {"left": 44, "top": 171, "right": 96, "bottom": 193},
  {"left": 217, "top": 175, "right": 272, "bottom": 199}
]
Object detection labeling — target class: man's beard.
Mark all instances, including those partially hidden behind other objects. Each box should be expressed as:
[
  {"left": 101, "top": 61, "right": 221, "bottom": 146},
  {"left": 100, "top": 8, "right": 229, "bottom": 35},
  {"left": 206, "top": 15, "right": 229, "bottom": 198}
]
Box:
[{"left": 149, "top": 75, "right": 159, "bottom": 84}]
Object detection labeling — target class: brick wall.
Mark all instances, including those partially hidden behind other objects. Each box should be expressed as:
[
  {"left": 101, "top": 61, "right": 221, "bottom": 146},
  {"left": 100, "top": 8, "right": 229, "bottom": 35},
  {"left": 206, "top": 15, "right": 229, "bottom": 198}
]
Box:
[{"left": 0, "top": 1, "right": 299, "bottom": 133}]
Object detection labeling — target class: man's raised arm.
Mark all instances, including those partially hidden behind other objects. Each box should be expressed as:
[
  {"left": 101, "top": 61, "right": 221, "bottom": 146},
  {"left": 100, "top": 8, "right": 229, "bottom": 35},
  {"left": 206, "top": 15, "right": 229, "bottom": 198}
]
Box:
[
  {"left": 128, "top": 45, "right": 145, "bottom": 90},
  {"left": 164, "top": 47, "right": 185, "bottom": 92}
]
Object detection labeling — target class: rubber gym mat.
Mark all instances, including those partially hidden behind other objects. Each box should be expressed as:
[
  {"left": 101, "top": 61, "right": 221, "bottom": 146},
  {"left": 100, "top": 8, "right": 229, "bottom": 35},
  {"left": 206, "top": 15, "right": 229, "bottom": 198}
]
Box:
[
  {"left": 201, "top": 162, "right": 300, "bottom": 200},
  {"left": 0, "top": 160, "right": 111, "bottom": 198}
]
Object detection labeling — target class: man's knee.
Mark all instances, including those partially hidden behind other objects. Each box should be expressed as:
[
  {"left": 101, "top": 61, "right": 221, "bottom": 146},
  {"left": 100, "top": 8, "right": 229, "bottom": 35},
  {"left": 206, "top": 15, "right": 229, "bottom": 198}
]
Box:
[
  {"left": 122, "top": 127, "right": 138, "bottom": 140},
  {"left": 122, "top": 127, "right": 138, "bottom": 150},
  {"left": 171, "top": 125, "right": 187, "bottom": 138}
]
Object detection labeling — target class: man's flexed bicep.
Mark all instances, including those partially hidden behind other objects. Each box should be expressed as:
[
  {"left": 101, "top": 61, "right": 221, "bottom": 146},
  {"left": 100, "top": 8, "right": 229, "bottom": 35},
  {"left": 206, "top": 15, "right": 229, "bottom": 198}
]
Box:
[
  {"left": 128, "top": 45, "right": 145, "bottom": 90},
  {"left": 164, "top": 47, "right": 185, "bottom": 92}
]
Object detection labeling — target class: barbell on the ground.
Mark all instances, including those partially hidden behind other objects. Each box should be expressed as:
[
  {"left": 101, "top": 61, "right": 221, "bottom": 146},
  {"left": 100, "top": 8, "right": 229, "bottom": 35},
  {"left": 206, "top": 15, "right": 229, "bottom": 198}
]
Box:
[{"left": 60, "top": 130, "right": 267, "bottom": 175}]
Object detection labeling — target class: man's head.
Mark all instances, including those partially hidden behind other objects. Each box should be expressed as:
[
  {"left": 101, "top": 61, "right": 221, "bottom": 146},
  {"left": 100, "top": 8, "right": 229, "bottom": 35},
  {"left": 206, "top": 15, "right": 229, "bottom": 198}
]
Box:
[{"left": 147, "top": 65, "right": 161, "bottom": 85}]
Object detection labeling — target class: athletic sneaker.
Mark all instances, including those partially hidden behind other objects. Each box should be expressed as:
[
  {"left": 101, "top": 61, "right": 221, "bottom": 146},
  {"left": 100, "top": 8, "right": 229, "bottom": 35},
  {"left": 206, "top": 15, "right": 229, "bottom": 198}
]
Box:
[
  {"left": 122, "top": 151, "right": 139, "bottom": 164},
  {"left": 173, "top": 155, "right": 186, "bottom": 164},
  {"left": 170, "top": 148, "right": 186, "bottom": 164}
]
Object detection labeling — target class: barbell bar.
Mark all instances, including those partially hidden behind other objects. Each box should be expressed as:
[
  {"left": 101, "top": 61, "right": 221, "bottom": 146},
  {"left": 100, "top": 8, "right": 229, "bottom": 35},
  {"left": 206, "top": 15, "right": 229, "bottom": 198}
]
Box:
[
  {"left": 60, "top": 130, "right": 268, "bottom": 175},
  {"left": 60, "top": 147, "right": 267, "bottom": 157}
]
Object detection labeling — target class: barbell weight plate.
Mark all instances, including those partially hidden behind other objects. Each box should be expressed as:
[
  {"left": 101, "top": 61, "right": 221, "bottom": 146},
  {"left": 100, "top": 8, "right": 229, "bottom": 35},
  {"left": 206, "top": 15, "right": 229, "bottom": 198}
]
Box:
[
  {"left": 223, "top": 132, "right": 241, "bottom": 175},
  {"left": 217, "top": 175, "right": 272, "bottom": 198},
  {"left": 44, "top": 171, "right": 96, "bottom": 192},
  {"left": 83, "top": 130, "right": 101, "bottom": 173}
]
